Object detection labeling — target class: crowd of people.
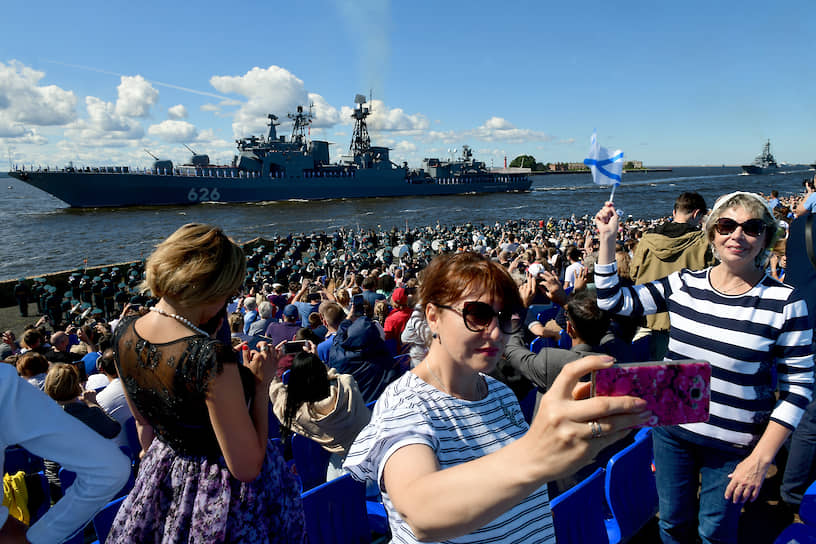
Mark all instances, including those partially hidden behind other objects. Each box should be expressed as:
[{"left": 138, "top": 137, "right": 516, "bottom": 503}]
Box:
[{"left": 1, "top": 177, "right": 815, "bottom": 543}]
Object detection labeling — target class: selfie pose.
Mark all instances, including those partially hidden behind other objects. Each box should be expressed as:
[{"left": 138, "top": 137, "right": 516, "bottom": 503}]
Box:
[
  {"left": 344, "top": 252, "right": 649, "bottom": 543},
  {"left": 109, "top": 224, "right": 305, "bottom": 543},
  {"left": 594, "top": 193, "right": 814, "bottom": 544}
]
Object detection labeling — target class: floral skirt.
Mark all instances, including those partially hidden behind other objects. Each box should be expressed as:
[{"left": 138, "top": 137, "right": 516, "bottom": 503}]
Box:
[{"left": 107, "top": 439, "right": 306, "bottom": 543}]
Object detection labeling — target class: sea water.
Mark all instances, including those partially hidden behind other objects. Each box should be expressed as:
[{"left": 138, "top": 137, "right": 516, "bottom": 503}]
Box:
[{"left": 0, "top": 166, "right": 812, "bottom": 281}]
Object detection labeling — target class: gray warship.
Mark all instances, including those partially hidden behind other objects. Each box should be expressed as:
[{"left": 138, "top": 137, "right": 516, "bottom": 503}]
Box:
[
  {"left": 7, "top": 95, "right": 531, "bottom": 208},
  {"left": 741, "top": 140, "right": 779, "bottom": 175}
]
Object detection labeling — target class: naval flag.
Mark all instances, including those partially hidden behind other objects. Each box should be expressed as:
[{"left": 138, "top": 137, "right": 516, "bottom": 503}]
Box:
[{"left": 584, "top": 131, "right": 623, "bottom": 187}]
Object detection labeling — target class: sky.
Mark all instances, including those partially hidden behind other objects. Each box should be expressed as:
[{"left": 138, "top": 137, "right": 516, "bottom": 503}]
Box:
[{"left": 1, "top": 0, "right": 814, "bottom": 170}]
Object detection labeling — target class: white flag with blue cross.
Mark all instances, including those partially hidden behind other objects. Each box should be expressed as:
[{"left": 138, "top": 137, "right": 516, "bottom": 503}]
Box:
[{"left": 584, "top": 131, "right": 623, "bottom": 187}]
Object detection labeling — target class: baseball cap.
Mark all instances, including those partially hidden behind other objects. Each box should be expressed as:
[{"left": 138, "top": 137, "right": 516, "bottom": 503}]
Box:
[
  {"left": 283, "top": 304, "right": 300, "bottom": 319},
  {"left": 391, "top": 287, "right": 408, "bottom": 306}
]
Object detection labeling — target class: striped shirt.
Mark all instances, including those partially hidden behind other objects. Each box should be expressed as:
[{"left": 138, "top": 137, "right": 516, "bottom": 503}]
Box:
[
  {"left": 595, "top": 262, "right": 814, "bottom": 449},
  {"left": 344, "top": 372, "right": 554, "bottom": 544}
]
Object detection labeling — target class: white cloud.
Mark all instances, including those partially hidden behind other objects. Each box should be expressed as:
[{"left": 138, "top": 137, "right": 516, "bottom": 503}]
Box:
[
  {"left": 210, "top": 65, "right": 309, "bottom": 137},
  {"left": 168, "top": 104, "right": 188, "bottom": 119},
  {"left": 148, "top": 120, "right": 198, "bottom": 142},
  {"left": 340, "top": 99, "right": 429, "bottom": 133},
  {"left": 394, "top": 140, "right": 417, "bottom": 154},
  {"left": 426, "top": 117, "right": 553, "bottom": 144},
  {"left": 308, "top": 93, "right": 342, "bottom": 128},
  {"left": 0, "top": 60, "right": 77, "bottom": 141},
  {"left": 201, "top": 103, "right": 220, "bottom": 112},
  {"left": 114, "top": 75, "right": 159, "bottom": 118},
  {"left": 62, "top": 95, "right": 145, "bottom": 146}
]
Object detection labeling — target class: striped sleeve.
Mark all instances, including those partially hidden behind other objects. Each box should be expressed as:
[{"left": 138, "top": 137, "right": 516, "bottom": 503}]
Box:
[
  {"left": 770, "top": 290, "right": 814, "bottom": 430},
  {"left": 595, "top": 261, "right": 671, "bottom": 317}
]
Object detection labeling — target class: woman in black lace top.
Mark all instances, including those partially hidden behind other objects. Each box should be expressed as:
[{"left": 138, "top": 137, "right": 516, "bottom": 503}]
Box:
[{"left": 108, "top": 223, "right": 306, "bottom": 543}]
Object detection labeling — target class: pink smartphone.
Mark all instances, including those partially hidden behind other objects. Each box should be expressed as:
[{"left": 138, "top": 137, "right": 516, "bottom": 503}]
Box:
[{"left": 591, "top": 360, "right": 711, "bottom": 426}]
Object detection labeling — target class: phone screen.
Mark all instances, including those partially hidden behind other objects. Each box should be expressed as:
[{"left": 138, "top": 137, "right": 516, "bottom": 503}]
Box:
[{"left": 283, "top": 340, "right": 307, "bottom": 354}]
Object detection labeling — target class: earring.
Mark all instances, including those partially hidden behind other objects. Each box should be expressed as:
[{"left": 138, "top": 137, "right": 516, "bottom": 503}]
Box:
[{"left": 431, "top": 332, "right": 438, "bottom": 339}]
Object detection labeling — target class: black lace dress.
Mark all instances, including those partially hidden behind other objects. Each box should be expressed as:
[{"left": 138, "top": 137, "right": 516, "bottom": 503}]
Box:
[{"left": 107, "top": 316, "right": 305, "bottom": 543}]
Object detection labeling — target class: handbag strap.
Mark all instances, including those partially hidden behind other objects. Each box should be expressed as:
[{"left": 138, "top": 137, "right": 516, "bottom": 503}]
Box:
[{"left": 807, "top": 214, "right": 816, "bottom": 270}]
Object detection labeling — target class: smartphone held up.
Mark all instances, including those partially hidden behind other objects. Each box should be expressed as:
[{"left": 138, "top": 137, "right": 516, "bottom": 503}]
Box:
[{"left": 591, "top": 360, "right": 711, "bottom": 427}]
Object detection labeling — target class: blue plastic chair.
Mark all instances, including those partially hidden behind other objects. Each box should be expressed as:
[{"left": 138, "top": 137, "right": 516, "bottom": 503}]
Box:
[
  {"left": 91, "top": 495, "right": 126, "bottom": 544},
  {"left": 3, "top": 446, "right": 44, "bottom": 474},
  {"left": 519, "top": 387, "right": 538, "bottom": 425},
  {"left": 281, "top": 369, "right": 290, "bottom": 385},
  {"left": 28, "top": 472, "right": 52, "bottom": 524},
  {"left": 629, "top": 335, "right": 650, "bottom": 362},
  {"left": 774, "top": 522, "right": 816, "bottom": 543},
  {"left": 530, "top": 337, "right": 546, "bottom": 354},
  {"left": 268, "top": 404, "right": 281, "bottom": 441},
  {"left": 604, "top": 432, "right": 658, "bottom": 543},
  {"left": 550, "top": 468, "right": 610, "bottom": 544},
  {"left": 301, "top": 473, "right": 371, "bottom": 544},
  {"left": 801, "top": 479, "right": 816, "bottom": 527},
  {"left": 124, "top": 417, "right": 141, "bottom": 460},
  {"left": 292, "top": 433, "right": 332, "bottom": 491}
]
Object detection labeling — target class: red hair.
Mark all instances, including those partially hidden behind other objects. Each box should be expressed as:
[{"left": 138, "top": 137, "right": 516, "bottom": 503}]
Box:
[{"left": 418, "top": 252, "right": 524, "bottom": 312}]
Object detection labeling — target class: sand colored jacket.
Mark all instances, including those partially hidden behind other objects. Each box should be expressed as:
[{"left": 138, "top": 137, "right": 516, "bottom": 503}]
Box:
[{"left": 630, "top": 223, "right": 714, "bottom": 331}]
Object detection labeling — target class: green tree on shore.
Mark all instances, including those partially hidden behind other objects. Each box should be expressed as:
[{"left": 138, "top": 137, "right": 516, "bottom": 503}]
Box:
[{"left": 510, "top": 155, "right": 536, "bottom": 169}]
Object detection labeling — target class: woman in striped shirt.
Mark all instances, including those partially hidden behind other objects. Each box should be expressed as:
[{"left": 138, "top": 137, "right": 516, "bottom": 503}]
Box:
[
  {"left": 344, "top": 252, "right": 650, "bottom": 543},
  {"left": 594, "top": 192, "right": 814, "bottom": 544}
]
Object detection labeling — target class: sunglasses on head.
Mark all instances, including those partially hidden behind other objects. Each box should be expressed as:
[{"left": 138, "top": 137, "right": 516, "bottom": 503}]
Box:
[
  {"left": 713, "top": 218, "right": 766, "bottom": 238},
  {"left": 435, "top": 301, "right": 525, "bottom": 335}
]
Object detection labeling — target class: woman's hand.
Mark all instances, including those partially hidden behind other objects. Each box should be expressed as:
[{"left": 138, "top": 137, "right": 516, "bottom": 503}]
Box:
[
  {"left": 724, "top": 454, "right": 771, "bottom": 504},
  {"left": 518, "top": 275, "right": 536, "bottom": 307},
  {"left": 526, "top": 355, "right": 651, "bottom": 480},
  {"left": 573, "top": 266, "right": 588, "bottom": 291},
  {"left": 241, "top": 341, "right": 280, "bottom": 386},
  {"left": 594, "top": 202, "right": 619, "bottom": 239}
]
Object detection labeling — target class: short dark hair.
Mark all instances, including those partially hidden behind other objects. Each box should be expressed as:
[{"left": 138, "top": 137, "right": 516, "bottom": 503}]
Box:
[
  {"left": 674, "top": 192, "right": 707, "bottom": 215},
  {"left": 97, "top": 348, "right": 117, "bottom": 377},
  {"left": 567, "top": 247, "right": 582, "bottom": 262},
  {"left": 361, "top": 276, "right": 376, "bottom": 290},
  {"left": 566, "top": 290, "right": 610, "bottom": 347}
]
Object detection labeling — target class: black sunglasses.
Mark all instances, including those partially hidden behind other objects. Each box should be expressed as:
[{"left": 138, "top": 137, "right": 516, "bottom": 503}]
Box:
[
  {"left": 435, "top": 301, "right": 525, "bottom": 335},
  {"left": 714, "top": 218, "right": 766, "bottom": 238}
]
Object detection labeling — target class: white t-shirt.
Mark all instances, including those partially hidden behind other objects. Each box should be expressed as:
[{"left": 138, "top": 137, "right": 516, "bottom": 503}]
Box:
[
  {"left": 344, "top": 372, "right": 554, "bottom": 544},
  {"left": 564, "top": 261, "right": 585, "bottom": 288}
]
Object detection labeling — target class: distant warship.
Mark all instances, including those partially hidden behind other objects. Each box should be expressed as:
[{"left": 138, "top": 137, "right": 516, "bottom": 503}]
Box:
[
  {"left": 741, "top": 140, "right": 779, "bottom": 175},
  {"left": 8, "top": 95, "right": 531, "bottom": 208}
]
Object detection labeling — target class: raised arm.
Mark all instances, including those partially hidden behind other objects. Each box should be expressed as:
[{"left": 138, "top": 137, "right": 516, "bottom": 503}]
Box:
[
  {"left": 207, "top": 341, "right": 279, "bottom": 482},
  {"left": 381, "top": 356, "right": 650, "bottom": 541},
  {"left": 595, "top": 201, "right": 619, "bottom": 266}
]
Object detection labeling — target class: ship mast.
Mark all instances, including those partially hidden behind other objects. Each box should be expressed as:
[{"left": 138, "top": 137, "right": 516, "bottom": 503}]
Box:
[
  {"left": 288, "top": 104, "right": 313, "bottom": 146},
  {"left": 349, "top": 94, "right": 371, "bottom": 157},
  {"left": 266, "top": 114, "right": 280, "bottom": 142}
]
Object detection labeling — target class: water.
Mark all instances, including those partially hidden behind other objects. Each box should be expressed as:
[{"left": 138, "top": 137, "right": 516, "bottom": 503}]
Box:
[{"left": 1, "top": 166, "right": 812, "bottom": 281}]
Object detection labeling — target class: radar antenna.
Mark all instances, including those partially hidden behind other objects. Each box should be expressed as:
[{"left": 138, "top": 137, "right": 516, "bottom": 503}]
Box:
[
  {"left": 288, "top": 104, "right": 313, "bottom": 146},
  {"left": 349, "top": 94, "right": 371, "bottom": 157},
  {"left": 143, "top": 149, "right": 159, "bottom": 160}
]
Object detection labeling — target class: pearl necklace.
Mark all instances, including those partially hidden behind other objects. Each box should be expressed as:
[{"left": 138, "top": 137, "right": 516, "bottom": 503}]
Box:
[{"left": 149, "top": 306, "right": 209, "bottom": 336}]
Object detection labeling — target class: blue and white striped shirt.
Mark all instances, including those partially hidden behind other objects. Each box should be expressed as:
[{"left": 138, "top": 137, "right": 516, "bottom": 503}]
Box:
[
  {"left": 344, "top": 372, "right": 554, "bottom": 544},
  {"left": 595, "top": 262, "right": 814, "bottom": 449}
]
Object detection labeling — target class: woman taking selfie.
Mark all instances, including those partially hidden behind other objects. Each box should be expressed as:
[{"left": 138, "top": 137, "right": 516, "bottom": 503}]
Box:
[
  {"left": 109, "top": 223, "right": 305, "bottom": 543},
  {"left": 593, "top": 192, "right": 814, "bottom": 544},
  {"left": 345, "top": 252, "right": 650, "bottom": 543}
]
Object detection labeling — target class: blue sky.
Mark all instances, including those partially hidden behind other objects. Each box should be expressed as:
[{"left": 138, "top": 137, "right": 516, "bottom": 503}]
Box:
[{"left": 2, "top": 0, "right": 814, "bottom": 169}]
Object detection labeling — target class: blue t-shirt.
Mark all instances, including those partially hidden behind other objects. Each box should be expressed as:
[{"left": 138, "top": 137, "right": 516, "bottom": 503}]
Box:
[
  {"left": 317, "top": 333, "right": 336, "bottom": 363},
  {"left": 292, "top": 301, "right": 320, "bottom": 327},
  {"left": 803, "top": 192, "right": 816, "bottom": 214}
]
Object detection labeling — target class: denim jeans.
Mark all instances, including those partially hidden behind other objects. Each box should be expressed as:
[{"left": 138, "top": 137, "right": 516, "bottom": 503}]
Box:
[
  {"left": 653, "top": 427, "right": 744, "bottom": 544},
  {"left": 782, "top": 396, "right": 816, "bottom": 508}
]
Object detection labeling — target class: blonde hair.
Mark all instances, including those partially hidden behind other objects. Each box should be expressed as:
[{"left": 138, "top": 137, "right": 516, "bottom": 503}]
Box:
[
  {"left": 142, "top": 223, "right": 246, "bottom": 307},
  {"left": 704, "top": 192, "right": 782, "bottom": 268},
  {"left": 44, "top": 363, "right": 82, "bottom": 402}
]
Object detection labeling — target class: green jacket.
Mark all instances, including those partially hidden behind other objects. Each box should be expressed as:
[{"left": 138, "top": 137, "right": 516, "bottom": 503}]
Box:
[{"left": 629, "top": 223, "right": 714, "bottom": 332}]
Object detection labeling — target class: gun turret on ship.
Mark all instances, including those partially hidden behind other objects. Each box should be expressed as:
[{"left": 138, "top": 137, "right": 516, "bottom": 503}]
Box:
[{"left": 7, "top": 94, "right": 531, "bottom": 207}]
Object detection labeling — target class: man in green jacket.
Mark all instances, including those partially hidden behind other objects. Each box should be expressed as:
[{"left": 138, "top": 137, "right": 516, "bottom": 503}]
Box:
[{"left": 630, "top": 191, "right": 714, "bottom": 359}]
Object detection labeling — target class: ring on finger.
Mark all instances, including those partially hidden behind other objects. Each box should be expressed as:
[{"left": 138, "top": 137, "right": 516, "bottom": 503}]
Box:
[
  {"left": 589, "top": 420, "right": 603, "bottom": 439},
  {"left": 259, "top": 345, "right": 269, "bottom": 353}
]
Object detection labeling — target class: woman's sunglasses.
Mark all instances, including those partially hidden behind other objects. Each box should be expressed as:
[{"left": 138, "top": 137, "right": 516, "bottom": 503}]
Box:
[
  {"left": 435, "top": 301, "right": 525, "bottom": 335},
  {"left": 713, "top": 218, "right": 766, "bottom": 238}
]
